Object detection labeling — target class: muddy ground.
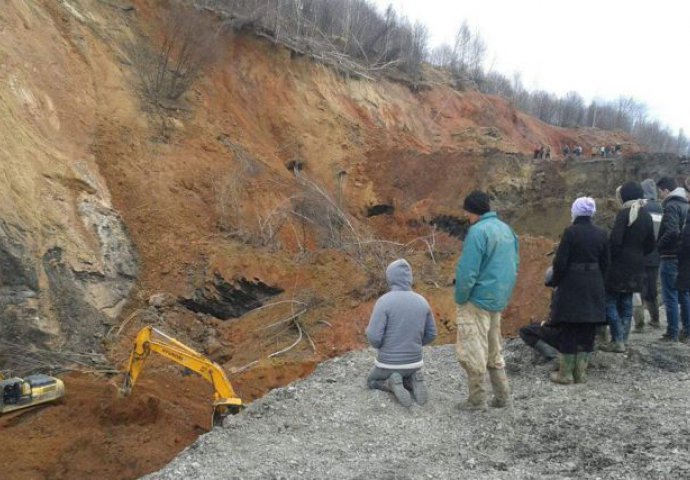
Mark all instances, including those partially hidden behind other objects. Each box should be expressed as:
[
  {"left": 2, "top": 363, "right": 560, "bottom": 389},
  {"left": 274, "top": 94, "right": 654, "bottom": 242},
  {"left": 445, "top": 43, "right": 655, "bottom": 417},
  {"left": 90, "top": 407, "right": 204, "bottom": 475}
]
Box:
[{"left": 145, "top": 326, "right": 690, "bottom": 480}]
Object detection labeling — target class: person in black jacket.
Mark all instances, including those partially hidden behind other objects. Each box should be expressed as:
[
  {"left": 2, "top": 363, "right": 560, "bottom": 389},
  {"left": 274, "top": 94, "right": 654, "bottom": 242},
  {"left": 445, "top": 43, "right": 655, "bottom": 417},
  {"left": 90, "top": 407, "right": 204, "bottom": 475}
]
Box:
[
  {"left": 675, "top": 208, "right": 690, "bottom": 341},
  {"left": 549, "top": 197, "right": 609, "bottom": 384},
  {"left": 600, "top": 182, "right": 656, "bottom": 352},
  {"left": 656, "top": 177, "right": 690, "bottom": 342},
  {"left": 633, "top": 179, "right": 663, "bottom": 331}
]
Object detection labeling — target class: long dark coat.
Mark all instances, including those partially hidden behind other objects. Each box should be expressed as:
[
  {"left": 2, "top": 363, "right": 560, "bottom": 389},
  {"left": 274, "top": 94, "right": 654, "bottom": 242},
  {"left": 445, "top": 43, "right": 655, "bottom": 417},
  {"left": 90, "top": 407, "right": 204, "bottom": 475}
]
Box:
[
  {"left": 643, "top": 199, "right": 662, "bottom": 267},
  {"left": 676, "top": 210, "right": 690, "bottom": 291},
  {"left": 605, "top": 206, "right": 656, "bottom": 293},
  {"left": 550, "top": 216, "right": 609, "bottom": 324}
]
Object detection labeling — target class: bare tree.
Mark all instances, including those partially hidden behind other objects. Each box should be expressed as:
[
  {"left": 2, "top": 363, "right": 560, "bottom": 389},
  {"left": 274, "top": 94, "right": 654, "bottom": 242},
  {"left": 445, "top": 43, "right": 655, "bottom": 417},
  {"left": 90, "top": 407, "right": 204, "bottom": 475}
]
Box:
[
  {"left": 133, "top": 5, "right": 219, "bottom": 104},
  {"left": 429, "top": 43, "right": 454, "bottom": 67}
]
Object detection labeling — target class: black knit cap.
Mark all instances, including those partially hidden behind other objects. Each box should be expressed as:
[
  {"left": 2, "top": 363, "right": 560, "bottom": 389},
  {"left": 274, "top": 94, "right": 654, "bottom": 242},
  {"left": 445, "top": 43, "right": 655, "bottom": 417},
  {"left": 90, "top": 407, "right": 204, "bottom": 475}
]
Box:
[
  {"left": 620, "top": 181, "right": 644, "bottom": 203},
  {"left": 463, "top": 190, "right": 491, "bottom": 215}
]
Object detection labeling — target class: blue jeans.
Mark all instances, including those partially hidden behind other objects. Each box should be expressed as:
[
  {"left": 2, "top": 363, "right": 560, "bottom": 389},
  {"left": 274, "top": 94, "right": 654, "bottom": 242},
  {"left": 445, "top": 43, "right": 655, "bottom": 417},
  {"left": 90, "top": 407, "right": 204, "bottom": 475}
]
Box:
[
  {"left": 367, "top": 366, "right": 419, "bottom": 390},
  {"left": 660, "top": 259, "right": 682, "bottom": 339},
  {"left": 606, "top": 292, "right": 633, "bottom": 343},
  {"left": 680, "top": 290, "right": 690, "bottom": 336}
]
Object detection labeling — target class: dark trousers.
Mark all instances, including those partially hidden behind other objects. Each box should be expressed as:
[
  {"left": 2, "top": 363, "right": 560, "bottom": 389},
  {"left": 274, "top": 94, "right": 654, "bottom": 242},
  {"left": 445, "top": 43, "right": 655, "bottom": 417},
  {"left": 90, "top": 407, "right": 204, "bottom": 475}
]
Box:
[
  {"left": 558, "top": 323, "right": 596, "bottom": 354},
  {"left": 519, "top": 323, "right": 560, "bottom": 349},
  {"left": 643, "top": 266, "right": 659, "bottom": 302}
]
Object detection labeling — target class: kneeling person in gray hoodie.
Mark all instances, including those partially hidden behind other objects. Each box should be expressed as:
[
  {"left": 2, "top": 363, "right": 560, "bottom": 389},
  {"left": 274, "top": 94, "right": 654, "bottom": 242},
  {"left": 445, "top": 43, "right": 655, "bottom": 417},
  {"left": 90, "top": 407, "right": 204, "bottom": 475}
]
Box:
[{"left": 365, "top": 259, "right": 437, "bottom": 407}]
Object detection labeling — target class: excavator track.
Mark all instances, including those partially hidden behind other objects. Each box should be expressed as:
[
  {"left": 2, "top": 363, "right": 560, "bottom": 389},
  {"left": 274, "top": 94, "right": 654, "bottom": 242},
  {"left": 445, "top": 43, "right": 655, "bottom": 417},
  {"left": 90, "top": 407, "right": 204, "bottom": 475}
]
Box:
[{"left": 0, "top": 403, "right": 49, "bottom": 428}]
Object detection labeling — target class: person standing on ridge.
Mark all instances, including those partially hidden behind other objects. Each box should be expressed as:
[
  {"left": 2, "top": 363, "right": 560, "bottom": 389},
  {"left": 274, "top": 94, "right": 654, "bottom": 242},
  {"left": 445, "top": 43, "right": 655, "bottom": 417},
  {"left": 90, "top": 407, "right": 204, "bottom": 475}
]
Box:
[
  {"left": 454, "top": 191, "right": 519, "bottom": 411},
  {"left": 365, "top": 259, "right": 437, "bottom": 407},
  {"left": 656, "top": 177, "right": 690, "bottom": 342},
  {"left": 549, "top": 197, "right": 608, "bottom": 384}
]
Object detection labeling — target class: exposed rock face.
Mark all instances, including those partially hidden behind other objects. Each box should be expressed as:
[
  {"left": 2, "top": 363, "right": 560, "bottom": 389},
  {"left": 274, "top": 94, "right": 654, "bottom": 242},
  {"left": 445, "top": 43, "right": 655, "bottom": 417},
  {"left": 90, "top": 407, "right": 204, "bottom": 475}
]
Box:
[
  {"left": 0, "top": 197, "right": 137, "bottom": 353},
  {"left": 0, "top": 0, "right": 139, "bottom": 358},
  {"left": 503, "top": 154, "right": 690, "bottom": 237}
]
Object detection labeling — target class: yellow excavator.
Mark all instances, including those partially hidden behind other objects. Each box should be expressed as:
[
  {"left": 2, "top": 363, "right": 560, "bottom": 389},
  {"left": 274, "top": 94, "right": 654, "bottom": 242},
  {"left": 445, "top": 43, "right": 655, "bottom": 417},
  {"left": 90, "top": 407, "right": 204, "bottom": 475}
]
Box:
[
  {"left": 120, "top": 326, "right": 242, "bottom": 427},
  {"left": 0, "top": 372, "right": 65, "bottom": 414}
]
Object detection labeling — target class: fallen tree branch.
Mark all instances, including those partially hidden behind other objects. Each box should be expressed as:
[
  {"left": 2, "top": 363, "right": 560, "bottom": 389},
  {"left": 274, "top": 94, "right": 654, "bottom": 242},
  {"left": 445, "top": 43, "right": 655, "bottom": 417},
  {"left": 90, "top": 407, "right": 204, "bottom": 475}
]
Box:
[
  {"left": 229, "top": 360, "right": 259, "bottom": 375},
  {"left": 268, "top": 323, "right": 303, "bottom": 358},
  {"left": 259, "top": 308, "right": 308, "bottom": 331}
]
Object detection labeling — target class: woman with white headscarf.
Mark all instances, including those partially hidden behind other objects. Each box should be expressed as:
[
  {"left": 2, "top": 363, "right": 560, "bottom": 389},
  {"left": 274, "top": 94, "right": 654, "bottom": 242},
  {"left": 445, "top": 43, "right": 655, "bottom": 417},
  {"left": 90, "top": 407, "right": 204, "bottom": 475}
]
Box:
[{"left": 548, "top": 197, "right": 609, "bottom": 385}]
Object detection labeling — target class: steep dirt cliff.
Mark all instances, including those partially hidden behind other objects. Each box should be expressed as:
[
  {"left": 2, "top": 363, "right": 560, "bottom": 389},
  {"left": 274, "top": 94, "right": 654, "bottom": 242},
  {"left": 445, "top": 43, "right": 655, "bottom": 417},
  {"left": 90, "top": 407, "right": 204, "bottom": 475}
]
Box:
[
  {"left": 0, "top": 1, "right": 138, "bottom": 355},
  {"left": 1, "top": 1, "right": 688, "bottom": 479}
]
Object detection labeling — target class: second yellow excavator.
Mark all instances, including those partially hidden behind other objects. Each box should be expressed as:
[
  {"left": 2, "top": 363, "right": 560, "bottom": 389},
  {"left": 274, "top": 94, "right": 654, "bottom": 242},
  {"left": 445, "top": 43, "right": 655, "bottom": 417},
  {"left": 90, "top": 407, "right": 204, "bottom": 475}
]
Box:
[{"left": 120, "top": 326, "right": 242, "bottom": 427}]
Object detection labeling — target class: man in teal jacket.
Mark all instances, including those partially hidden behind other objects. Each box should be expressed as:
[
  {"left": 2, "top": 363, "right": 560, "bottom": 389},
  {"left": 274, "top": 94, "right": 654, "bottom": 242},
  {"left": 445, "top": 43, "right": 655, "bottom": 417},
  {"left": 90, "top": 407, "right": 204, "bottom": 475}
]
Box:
[{"left": 455, "top": 190, "right": 519, "bottom": 411}]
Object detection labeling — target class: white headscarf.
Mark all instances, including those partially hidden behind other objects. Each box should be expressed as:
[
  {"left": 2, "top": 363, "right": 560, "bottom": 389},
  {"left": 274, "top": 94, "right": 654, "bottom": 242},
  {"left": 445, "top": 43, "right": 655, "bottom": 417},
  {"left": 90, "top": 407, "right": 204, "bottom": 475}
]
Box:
[
  {"left": 615, "top": 185, "right": 644, "bottom": 226},
  {"left": 571, "top": 197, "right": 596, "bottom": 223}
]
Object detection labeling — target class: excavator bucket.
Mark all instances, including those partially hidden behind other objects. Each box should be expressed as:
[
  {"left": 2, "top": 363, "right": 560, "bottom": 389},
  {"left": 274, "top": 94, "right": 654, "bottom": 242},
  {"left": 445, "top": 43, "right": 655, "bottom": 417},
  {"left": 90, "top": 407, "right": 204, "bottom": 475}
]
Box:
[{"left": 212, "top": 400, "right": 242, "bottom": 427}]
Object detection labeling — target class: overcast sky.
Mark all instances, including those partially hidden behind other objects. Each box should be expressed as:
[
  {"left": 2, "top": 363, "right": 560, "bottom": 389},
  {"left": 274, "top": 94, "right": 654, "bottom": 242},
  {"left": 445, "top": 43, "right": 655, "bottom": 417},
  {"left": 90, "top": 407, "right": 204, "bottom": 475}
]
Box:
[{"left": 372, "top": 0, "right": 689, "bottom": 135}]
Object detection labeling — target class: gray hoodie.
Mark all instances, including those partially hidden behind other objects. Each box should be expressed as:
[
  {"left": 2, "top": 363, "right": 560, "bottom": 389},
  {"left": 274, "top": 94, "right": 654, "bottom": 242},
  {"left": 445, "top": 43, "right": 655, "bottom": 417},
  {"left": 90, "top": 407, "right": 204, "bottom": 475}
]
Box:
[
  {"left": 641, "top": 178, "right": 663, "bottom": 266},
  {"left": 365, "top": 259, "right": 437, "bottom": 367},
  {"left": 641, "top": 179, "right": 659, "bottom": 202}
]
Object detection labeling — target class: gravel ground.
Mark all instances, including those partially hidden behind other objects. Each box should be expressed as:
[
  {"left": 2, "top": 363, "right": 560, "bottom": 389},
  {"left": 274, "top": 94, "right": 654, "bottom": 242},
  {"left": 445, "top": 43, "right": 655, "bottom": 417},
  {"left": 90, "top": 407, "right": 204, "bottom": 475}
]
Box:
[{"left": 145, "top": 327, "right": 690, "bottom": 480}]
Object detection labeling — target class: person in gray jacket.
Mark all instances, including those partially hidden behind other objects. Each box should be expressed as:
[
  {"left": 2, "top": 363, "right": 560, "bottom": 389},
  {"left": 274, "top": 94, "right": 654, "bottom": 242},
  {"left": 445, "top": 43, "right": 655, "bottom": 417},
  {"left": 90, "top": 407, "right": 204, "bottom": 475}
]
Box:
[{"left": 365, "top": 259, "right": 437, "bottom": 407}]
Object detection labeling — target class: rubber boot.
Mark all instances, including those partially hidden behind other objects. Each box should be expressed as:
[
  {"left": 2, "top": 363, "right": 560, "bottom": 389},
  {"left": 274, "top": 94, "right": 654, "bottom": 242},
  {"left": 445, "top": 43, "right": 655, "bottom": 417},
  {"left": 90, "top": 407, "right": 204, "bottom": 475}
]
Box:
[
  {"left": 534, "top": 340, "right": 558, "bottom": 361},
  {"left": 488, "top": 368, "right": 512, "bottom": 408},
  {"left": 387, "top": 372, "right": 412, "bottom": 407},
  {"left": 403, "top": 371, "right": 428, "bottom": 406},
  {"left": 458, "top": 373, "right": 487, "bottom": 411},
  {"left": 368, "top": 380, "right": 390, "bottom": 392},
  {"left": 599, "top": 341, "right": 626, "bottom": 353},
  {"left": 573, "top": 352, "right": 592, "bottom": 384},
  {"left": 633, "top": 305, "right": 645, "bottom": 333},
  {"left": 595, "top": 325, "right": 609, "bottom": 348},
  {"left": 647, "top": 301, "right": 661, "bottom": 329},
  {"left": 550, "top": 354, "right": 575, "bottom": 384}
]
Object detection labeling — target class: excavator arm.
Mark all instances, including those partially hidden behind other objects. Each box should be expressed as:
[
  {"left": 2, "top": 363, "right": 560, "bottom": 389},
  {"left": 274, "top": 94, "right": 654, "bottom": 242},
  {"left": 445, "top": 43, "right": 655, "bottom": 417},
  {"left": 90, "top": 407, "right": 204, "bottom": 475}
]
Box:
[{"left": 121, "top": 326, "right": 242, "bottom": 427}]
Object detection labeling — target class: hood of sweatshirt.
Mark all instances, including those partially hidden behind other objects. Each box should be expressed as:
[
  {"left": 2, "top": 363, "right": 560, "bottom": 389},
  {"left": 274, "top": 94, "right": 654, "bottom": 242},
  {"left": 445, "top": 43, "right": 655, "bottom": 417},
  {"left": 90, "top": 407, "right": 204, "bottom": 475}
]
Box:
[
  {"left": 663, "top": 187, "right": 689, "bottom": 204},
  {"left": 641, "top": 179, "right": 658, "bottom": 201},
  {"left": 386, "top": 258, "right": 413, "bottom": 291}
]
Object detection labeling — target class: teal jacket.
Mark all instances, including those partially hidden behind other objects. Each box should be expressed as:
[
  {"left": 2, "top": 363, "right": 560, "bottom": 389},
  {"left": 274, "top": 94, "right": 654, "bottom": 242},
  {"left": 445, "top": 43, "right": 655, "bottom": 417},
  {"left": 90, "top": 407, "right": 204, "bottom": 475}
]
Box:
[{"left": 455, "top": 212, "right": 519, "bottom": 312}]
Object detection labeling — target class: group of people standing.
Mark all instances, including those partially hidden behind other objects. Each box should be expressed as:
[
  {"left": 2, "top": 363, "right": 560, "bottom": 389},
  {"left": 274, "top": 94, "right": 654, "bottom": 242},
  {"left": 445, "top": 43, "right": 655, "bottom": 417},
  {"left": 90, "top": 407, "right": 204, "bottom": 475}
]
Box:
[
  {"left": 363, "top": 175, "right": 690, "bottom": 410},
  {"left": 533, "top": 145, "right": 552, "bottom": 159},
  {"left": 593, "top": 144, "right": 622, "bottom": 158},
  {"left": 563, "top": 144, "right": 584, "bottom": 157},
  {"left": 522, "top": 176, "right": 690, "bottom": 385}
]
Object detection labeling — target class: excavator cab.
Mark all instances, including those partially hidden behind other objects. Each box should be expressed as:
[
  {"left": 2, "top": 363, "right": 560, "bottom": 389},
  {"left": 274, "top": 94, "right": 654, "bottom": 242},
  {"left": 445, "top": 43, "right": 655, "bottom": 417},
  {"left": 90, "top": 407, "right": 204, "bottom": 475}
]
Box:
[{"left": 0, "top": 374, "right": 65, "bottom": 414}]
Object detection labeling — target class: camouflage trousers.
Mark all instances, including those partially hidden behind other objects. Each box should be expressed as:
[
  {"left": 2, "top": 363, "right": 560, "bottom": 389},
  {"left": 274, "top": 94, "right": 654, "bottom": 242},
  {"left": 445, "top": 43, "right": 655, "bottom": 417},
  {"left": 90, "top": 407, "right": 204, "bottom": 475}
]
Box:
[{"left": 455, "top": 303, "right": 505, "bottom": 376}]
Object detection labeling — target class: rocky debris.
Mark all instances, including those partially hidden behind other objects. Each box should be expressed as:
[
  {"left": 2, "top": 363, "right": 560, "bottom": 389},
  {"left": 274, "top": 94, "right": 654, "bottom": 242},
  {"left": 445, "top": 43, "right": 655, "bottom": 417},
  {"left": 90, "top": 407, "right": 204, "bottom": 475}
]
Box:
[
  {"left": 149, "top": 292, "right": 177, "bottom": 309},
  {"left": 146, "top": 328, "right": 690, "bottom": 480}
]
